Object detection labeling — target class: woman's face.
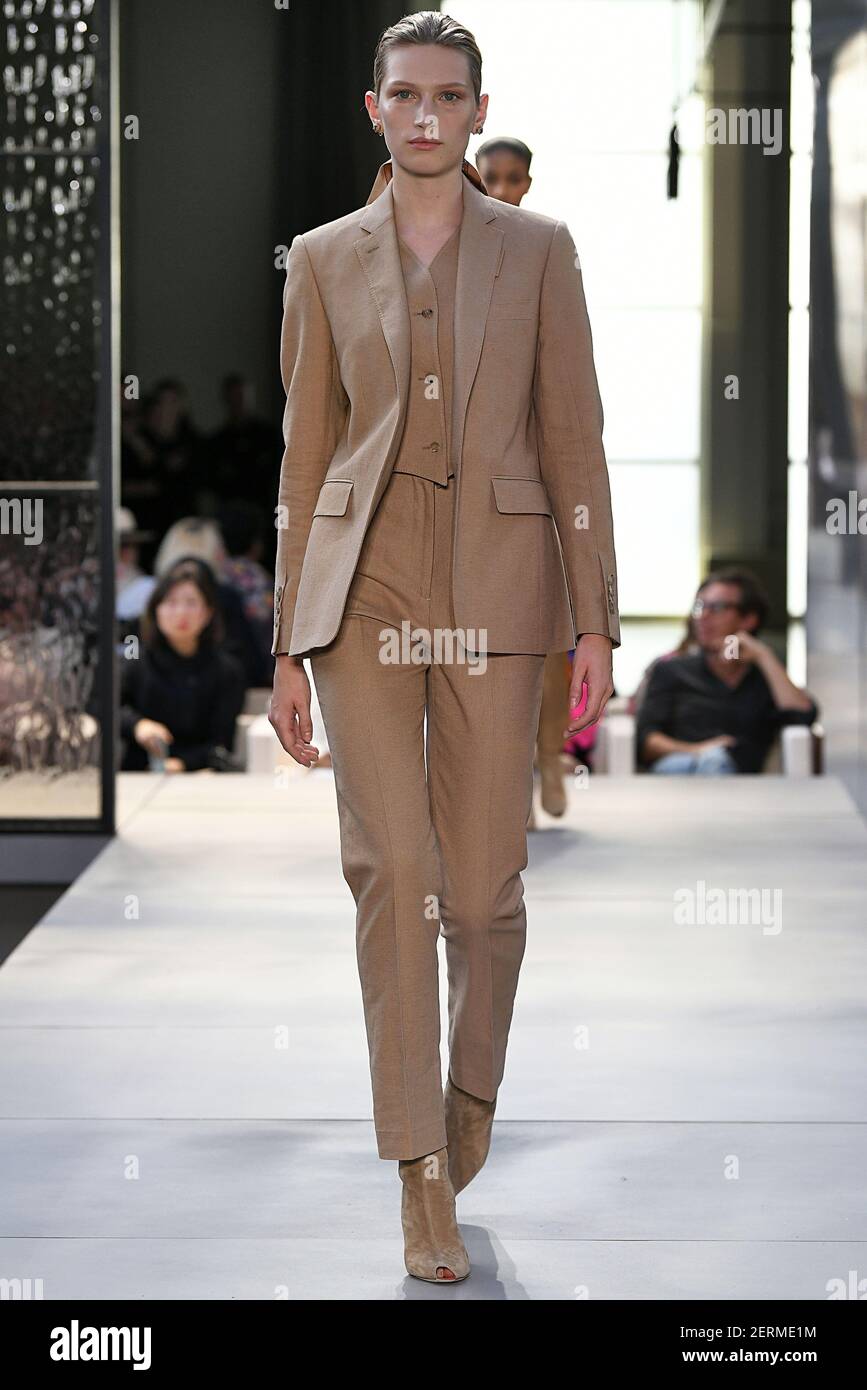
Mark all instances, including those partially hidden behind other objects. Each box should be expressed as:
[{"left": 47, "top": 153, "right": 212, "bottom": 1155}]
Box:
[
  {"left": 155, "top": 580, "right": 213, "bottom": 646},
  {"left": 368, "top": 43, "right": 486, "bottom": 177},
  {"left": 477, "top": 150, "right": 531, "bottom": 206}
]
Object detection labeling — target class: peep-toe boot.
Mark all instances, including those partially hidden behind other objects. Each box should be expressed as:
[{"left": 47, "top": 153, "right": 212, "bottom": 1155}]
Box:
[{"left": 398, "top": 1146, "right": 470, "bottom": 1283}]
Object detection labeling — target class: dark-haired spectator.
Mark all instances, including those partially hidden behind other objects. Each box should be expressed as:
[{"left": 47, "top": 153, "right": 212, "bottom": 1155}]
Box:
[
  {"left": 119, "top": 561, "right": 245, "bottom": 772},
  {"left": 152, "top": 519, "right": 266, "bottom": 686},
  {"left": 636, "top": 568, "right": 818, "bottom": 775}
]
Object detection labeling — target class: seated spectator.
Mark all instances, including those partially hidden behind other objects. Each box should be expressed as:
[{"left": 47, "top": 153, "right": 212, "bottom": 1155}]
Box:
[
  {"left": 636, "top": 568, "right": 819, "bottom": 775},
  {"left": 153, "top": 517, "right": 265, "bottom": 686},
  {"left": 120, "top": 559, "right": 245, "bottom": 772}
]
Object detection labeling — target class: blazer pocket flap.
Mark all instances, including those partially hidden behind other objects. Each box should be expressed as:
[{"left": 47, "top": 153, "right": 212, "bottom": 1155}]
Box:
[
  {"left": 491, "top": 476, "right": 553, "bottom": 515},
  {"left": 313, "top": 479, "right": 354, "bottom": 517}
]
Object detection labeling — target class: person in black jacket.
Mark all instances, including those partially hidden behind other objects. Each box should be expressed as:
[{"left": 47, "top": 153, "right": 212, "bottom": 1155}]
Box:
[
  {"left": 119, "top": 559, "right": 246, "bottom": 772},
  {"left": 636, "top": 568, "right": 818, "bottom": 774}
]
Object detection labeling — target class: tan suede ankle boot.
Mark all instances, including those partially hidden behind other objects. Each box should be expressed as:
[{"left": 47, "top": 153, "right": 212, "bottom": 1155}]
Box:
[
  {"left": 444, "top": 1073, "right": 497, "bottom": 1195},
  {"left": 398, "top": 1146, "right": 470, "bottom": 1283},
  {"left": 539, "top": 755, "right": 567, "bottom": 816}
]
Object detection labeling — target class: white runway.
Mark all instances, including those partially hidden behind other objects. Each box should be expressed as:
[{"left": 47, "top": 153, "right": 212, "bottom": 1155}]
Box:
[{"left": 1, "top": 771, "right": 865, "bottom": 1300}]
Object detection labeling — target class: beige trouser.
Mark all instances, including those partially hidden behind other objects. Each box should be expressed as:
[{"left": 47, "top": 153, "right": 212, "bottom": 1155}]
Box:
[{"left": 310, "top": 470, "right": 545, "bottom": 1159}]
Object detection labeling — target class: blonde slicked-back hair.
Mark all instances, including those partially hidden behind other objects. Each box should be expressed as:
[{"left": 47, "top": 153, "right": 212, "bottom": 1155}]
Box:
[{"left": 373, "top": 10, "right": 482, "bottom": 105}]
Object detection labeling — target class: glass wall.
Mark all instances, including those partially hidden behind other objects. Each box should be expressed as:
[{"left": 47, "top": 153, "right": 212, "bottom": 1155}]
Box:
[{"left": 0, "top": 0, "right": 116, "bottom": 831}]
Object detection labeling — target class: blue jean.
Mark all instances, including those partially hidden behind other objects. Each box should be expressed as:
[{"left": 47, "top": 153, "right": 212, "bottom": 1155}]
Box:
[{"left": 650, "top": 746, "right": 738, "bottom": 776}]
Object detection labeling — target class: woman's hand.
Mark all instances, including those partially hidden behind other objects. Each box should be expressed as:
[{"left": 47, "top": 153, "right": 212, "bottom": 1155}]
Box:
[
  {"left": 565, "top": 634, "right": 614, "bottom": 734},
  {"left": 269, "top": 655, "right": 320, "bottom": 767},
  {"left": 163, "top": 756, "right": 187, "bottom": 773},
  {"left": 133, "top": 718, "right": 173, "bottom": 754}
]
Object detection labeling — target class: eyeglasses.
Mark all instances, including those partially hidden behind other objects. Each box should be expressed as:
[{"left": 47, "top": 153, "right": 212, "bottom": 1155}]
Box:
[{"left": 692, "top": 599, "right": 740, "bottom": 617}]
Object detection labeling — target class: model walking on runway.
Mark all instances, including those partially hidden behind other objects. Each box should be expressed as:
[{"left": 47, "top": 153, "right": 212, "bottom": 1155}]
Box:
[{"left": 269, "top": 9, "right": 620, "bottom": 1284}]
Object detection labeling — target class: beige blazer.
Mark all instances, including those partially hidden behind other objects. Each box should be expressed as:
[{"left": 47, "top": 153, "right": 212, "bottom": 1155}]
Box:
[{"left": 272, "top": 157, "right": 620, "bottom": 658}]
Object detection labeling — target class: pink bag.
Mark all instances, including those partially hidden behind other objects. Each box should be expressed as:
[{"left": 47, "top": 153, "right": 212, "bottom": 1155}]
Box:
[{"left": 564, "top": 677, "right": 599, "bottom": 755}]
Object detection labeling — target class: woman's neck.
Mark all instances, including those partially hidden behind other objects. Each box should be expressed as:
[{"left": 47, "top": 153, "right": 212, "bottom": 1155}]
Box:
[
  {"left": 391, "top": 162, "right": 464, "bottom": 234},
  {"left": 166, "top": 634, "right": 199, "bottom": 659}
]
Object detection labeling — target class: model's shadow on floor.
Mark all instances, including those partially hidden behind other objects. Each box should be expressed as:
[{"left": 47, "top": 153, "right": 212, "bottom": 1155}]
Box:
[{"left": 399, "top": 1223, "right": 531, "bottom": 1300}]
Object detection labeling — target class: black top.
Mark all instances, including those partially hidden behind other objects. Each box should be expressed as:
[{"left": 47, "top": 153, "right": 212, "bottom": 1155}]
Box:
[
  {"left": 119, "top": 639, "right": 246, "bottom": 771},
  {"left": 635, "top": 651, "right": 819, "bottom": 773},
  {"left": 116, "top": 580, "right": 272, "bottom": 690}
]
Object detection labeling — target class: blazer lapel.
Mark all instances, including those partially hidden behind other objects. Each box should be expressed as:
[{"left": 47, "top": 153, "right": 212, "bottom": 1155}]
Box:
[
  {"left": 354, "top": 180, "right": 411, "bottom": 433},
  {"left": 451, "top": 177, "right": 503, "bottom": 476},
  {"left": 354, "top": 160, "right": 503, "bottom": 484}
]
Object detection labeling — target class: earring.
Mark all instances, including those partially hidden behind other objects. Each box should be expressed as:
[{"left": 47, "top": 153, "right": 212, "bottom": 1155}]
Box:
[
  {"left": 473, "top": 125, "right": 484, "bottom": 135},
  {"left": 372, "top": 120, "right": 382, "bottom": 135}
]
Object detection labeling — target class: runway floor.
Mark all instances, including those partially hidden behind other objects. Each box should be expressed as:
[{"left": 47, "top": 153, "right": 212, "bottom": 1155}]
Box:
[{"left": 1, "top": 769, "right": 865, "bottom": 1300}]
